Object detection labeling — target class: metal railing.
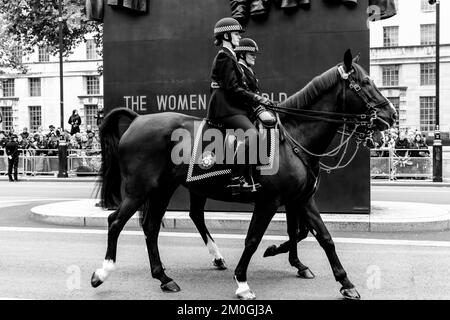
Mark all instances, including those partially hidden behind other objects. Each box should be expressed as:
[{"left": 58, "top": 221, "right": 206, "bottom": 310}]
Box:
[
  {"left": 370, "top": 148, "right": 436, "bottom": 180},
  {"left": 1, "top": 147, "right": 449, "bottom": 180},
  {"left": 0, "top": 148, "right": 101, "bottom": 177}
]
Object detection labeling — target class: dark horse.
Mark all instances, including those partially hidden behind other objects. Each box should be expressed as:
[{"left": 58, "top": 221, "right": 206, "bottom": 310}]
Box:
[{"left": 90, "top": 50, "right": 396, "bottom": 300}]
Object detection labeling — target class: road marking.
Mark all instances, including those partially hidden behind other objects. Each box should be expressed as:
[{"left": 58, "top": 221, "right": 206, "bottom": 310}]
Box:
[
  {"left": 373, "top": 188, "right": 449, "bottom": 192},
  {"left": 0, "top": 198, "right": 84, "bottom": 204},
  {"left": 2, "top": 226, "right": 450, "bottom": 248}
]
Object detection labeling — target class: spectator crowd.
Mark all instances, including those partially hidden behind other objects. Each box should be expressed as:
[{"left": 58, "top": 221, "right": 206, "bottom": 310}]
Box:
[
  {"left": 0, "top": 108, "right": 103, "bottom": 157},
  {"left": 371, "top": 128, "right": 430, "bottom": 158}
]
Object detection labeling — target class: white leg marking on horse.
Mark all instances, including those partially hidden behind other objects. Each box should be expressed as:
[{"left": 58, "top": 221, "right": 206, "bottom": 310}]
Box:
[
  {"left": 235, "top": 281, "right": 250, "bottom": 296},
  {"left": 206, "top": 236, "right": 223, "bottom": 260},
  {"left": 96, "top": 260, "right": 116, "bottom": 282},
  {"left": 234, "top": 277, "right": 255, "bottom": 299}
]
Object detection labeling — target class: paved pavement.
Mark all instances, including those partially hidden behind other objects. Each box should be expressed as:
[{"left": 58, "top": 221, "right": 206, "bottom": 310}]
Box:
[
  {"left": 1, "top": 178, "right": 450, "bottom": 233},
  {"left": 1, "top": 175, "right": 450, "bottom": 186},
  {"left": 29, "top": 199, "right": 450, "bottom": 233}
]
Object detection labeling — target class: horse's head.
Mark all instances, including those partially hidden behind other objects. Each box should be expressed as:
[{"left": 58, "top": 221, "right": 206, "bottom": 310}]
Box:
[{"left": 339, "top": 49, "right": 397, "bottom": 147}]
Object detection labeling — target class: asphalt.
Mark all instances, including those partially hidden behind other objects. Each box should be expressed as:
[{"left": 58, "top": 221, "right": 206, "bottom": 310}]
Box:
[{"left": 3, "top": 227, "right": 450, "bottom": 300}]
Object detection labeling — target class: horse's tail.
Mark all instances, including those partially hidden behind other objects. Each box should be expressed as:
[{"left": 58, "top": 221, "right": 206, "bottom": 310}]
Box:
[{"left": 99, "top": 108, "right": 139, "bottom": 209}]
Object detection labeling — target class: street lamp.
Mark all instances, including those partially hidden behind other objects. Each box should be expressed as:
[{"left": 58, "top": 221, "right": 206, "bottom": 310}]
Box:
[
  {"left": 429, "top": 0, "right": 442, "bottom": 182},
  {"left": 57, "top": 0, "right": 68, "bottom": 178}
]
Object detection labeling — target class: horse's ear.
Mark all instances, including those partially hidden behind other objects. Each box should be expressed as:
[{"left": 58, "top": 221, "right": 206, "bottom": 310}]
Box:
[
  {"left": 344, "top": 49, "right": 353, "bottom": 72},
  {"left": 353, "top": 52, "right": 361, "bottom": 64}
]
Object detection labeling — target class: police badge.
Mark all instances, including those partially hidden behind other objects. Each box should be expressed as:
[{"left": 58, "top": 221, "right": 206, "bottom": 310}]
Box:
[{"left": 199, "top": 151, "right": 216, "bottom": 170}]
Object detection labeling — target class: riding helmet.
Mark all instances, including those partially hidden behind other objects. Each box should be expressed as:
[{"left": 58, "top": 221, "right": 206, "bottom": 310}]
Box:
[
  {"left": 234, "top": 38, "right": 260, "bottom": 54},
  {"left": 213, "top": 17, "right": 245, "bottom": 38}
]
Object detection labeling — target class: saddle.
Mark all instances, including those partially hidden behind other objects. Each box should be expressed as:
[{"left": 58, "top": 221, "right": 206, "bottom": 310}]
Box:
[{"left": 186, "top": 113, "right": 280, "bottom": 191}]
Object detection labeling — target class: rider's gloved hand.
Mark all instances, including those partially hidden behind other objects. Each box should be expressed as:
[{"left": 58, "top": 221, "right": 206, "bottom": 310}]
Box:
[
  {"left": 255, "top": 95, "right": 275, "bottom": 108},
  {"left": 253, "top": 105, "right": 277, "bottom": 127}
]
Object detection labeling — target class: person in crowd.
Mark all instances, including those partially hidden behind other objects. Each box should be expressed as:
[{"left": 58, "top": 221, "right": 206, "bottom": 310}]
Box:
[
  {"left": 34, "top": 134, "right": 48, "bottom": 156},
  {"left": 36, "top": 126, "right": 44, "bottom": 138},
  {"left": 6, "top": 134, "right": 20, "bottom": 182},
  {"left": 68, "top": 109, "right": 82, "bottom": 135},
  {"left": 46, "top": 134, "right": 59, "bottom": 156},
  {"left": 395, "top": 131, "right": 411, "bottom": 157},
  {"left": 47, "top": 125, "right": 56, "bottom": 138},
  {"left": 95, "top": 105, "right": 104, "bottom": 128},
  {"left": 8, "top": 127, "right": 15, "bottom": 138},
  {"left": 0, "top": 130, "right": 7, "bottom": 156},
  {"left": 410, "top": 133, "right": 430, "bottom": 158},
  {"left": 20, "top": 127, "right": 29, "bottom": 140}
]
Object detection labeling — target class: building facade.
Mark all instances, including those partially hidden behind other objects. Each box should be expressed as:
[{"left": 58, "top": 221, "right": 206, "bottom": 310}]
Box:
[
  {"left": 2, "top": 0, "right": 448, "bottom": 141},
  {"left": 0, "top": 38, "right": 102, "bottom": 134},
  {"left": 370, "top": 0, "right": 450, "bottom": 140}
]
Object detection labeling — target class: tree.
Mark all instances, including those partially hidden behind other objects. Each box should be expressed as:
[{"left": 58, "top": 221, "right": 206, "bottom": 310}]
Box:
[{"left": 0, "top": 0, "right": 102, "bottom": 74}]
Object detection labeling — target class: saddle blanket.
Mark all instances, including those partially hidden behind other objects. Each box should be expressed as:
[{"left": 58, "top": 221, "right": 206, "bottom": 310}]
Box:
[{"left": 186, "top": 119, "right": 278, "bottom": 183}]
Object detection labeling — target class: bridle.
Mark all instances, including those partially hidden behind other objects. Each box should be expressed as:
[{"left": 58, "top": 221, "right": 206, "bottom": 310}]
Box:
[{"left": 266, "top": 65, "right": 392, "bottom": 173}]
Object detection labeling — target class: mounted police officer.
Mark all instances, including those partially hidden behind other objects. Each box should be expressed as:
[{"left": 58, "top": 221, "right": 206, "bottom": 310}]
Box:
[
  {"left": 6, "top": 134, "right": 19, "bottom": 182},
  {"left": 207, "top": 17, "right": 275, "bottom": 194},
  {"left": 235, "top": 37, "right": 276, "bottom": 126}
]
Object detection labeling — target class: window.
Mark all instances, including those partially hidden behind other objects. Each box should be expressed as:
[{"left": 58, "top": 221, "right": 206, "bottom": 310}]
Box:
[
  {"left": 85, "top": 105, "right": 98, "bottom": 130},
  {"left": 38, "top": 45, "right": 50, "bottom": 62},
  {"left": 382, "top": 65, "right": 399, "bottom": 86},
  {"left": 388, "top": 97, "right": 400, "bottom": 127},
  {"left": 86, "top": 76, "right": 100, "bottom": 95},
  {"left": 383, "top": 26, "right": 399, "bottom": 47},
  {"left": 1, "top": 79, "right": 15, "bottom": 97},
  {"left": 29, "top": 78, "right": 41, "bottom": 97},
  {"left": 421, "top": 24, "right": 436, "bottom": 45},
  {"left": 0, "top": 106, "right": 13, "bottom": 131},
  {"left": 421, "top": 0, "right": 436, "bottom": 12},
  {"left": 86, "top": 40, "right": 98, "bottom": 60},
  {"left": 420, "top": 63, "right": 436, "bottom": 85},
  {"left": 29, "top": 106, "right": 42, "bottom": 132},
  {"left": 12, "top": 45, "right": 22, "bottom": 64},
  {"left": 420, "top": 97, "right": 436, "bottom": 133}
]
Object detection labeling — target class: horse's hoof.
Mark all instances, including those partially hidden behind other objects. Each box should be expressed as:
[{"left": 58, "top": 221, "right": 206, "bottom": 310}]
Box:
[
  {"left": 263, "top": 245, "right": 277, "bottom": 258},
  {"left": 340, "top": 287, "right": 361, "bottom": 300},
  {"left": 161, "top": 280, "right": 181, "bottom": 293},
  {"left": 297, "top": 268, "right": 315, "bottom": 279},
  {"left": 91, "top": 272, "right": 103, "bottom": 288},
  {"left": 213, "top": 258, "right": 227, "bottom": 270},
  {"left": 236, "top": 289, "right": 256, "bottom": 300}
]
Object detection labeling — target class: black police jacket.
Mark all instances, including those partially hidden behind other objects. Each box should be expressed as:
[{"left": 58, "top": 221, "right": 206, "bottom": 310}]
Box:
[
  {"left": 239, "top": 61, "right": 260, "bottom": 94},
  {"left": 5, "top": 141, "right": 19, "bottom": 158},
  {"left": 207, "top": 47, "right": 260, "bottom": 120}
]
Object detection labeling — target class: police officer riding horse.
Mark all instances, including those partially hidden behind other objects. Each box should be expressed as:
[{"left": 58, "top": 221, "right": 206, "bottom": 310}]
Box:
[{"left": 207, "top": 17, "right": 276, "bottom": 195}]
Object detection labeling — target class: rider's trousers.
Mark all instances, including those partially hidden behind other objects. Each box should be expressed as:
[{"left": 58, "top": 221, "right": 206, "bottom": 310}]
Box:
[{"left": 221, "top": 114, "right": 258, "bottom": 179}]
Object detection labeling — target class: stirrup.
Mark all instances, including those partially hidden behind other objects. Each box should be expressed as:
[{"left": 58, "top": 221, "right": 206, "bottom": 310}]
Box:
[{"left": 227, "top": 176, "right": 261, "bottom": 195}]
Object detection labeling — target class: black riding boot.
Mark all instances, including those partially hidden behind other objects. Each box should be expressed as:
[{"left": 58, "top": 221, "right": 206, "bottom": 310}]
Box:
[
  {"left": 227, "top": 138, "right": 261, "bottom": 195},
  {"left": 230, "top": 0, "right": 249, "bottom": 24}
]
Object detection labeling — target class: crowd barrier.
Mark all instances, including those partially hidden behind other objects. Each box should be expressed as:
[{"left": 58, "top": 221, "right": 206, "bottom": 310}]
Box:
[
  {"left": 369, "top": 148, "right": 449, "bottom": 180},
  {"left": 0, "top": 148, "right": 101, "bottom": 177},
  {"left": 0, "top": 148, "right": 449, "bottom": 180}
]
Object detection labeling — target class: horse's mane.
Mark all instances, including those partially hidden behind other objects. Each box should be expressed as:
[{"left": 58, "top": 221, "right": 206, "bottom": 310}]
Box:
[{"left": 279, "top": 63, "right": 365, "bottom": 110}]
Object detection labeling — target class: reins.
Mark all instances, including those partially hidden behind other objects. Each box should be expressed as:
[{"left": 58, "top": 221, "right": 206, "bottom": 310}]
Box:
[{"left": 267, "top": 65, "right": 388, "bottom": 174}]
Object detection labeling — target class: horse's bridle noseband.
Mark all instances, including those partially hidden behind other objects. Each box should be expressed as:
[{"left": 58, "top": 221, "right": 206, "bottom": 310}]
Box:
[{"left": 339, "top": 65, "right": 391, "bottom": 146}]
